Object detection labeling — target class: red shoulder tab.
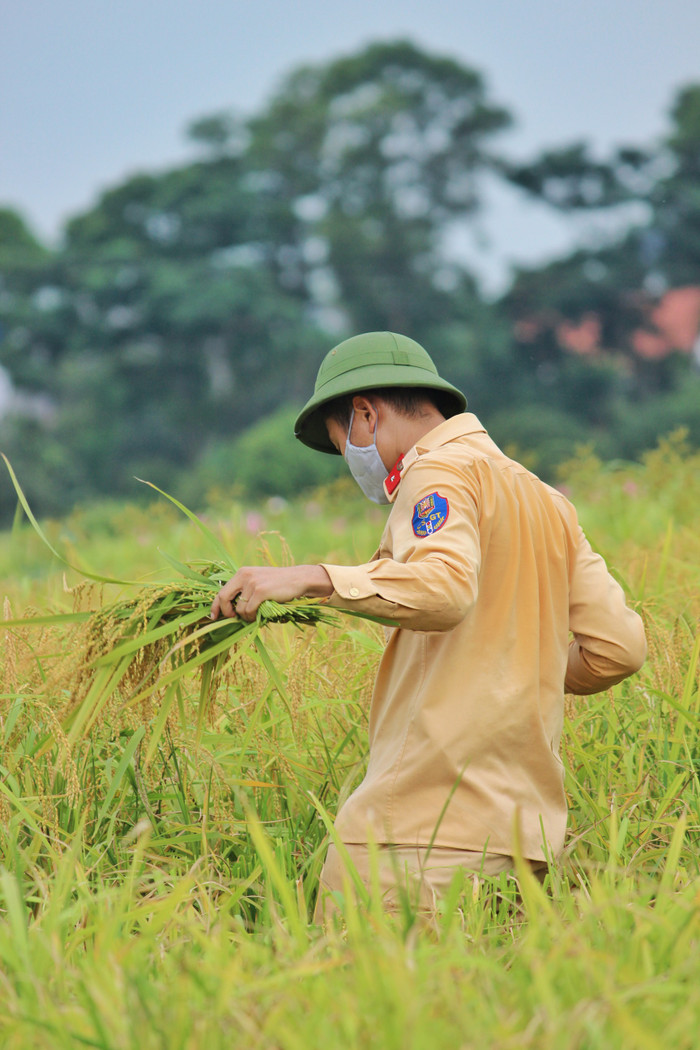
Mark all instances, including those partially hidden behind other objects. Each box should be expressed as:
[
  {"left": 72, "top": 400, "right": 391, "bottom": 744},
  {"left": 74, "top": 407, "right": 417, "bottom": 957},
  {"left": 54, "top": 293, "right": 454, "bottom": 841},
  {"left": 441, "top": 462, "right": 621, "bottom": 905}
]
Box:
[{"left": 385, "top": 456, "right": 404, "bottom": 495}]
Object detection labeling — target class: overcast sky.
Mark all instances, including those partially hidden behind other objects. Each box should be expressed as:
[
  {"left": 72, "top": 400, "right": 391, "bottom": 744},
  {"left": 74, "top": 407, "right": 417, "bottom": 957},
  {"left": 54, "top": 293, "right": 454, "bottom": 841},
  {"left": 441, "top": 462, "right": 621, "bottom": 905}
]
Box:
[{"left": 2, "top": 0, "right": 699, "bottom": 290}]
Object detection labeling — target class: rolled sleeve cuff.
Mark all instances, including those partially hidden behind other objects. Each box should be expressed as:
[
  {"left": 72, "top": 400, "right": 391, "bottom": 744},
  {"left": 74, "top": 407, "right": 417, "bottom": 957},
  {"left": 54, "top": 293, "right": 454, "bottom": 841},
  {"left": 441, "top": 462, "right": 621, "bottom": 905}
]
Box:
[
  {"left": 319, "top": 562, "right": 408, "bottom": 622},
  {"left": 319, "top": 563, "right": 378, "bottom": 602},
  {"left": 318, "top": 560, "right": 469, "bottom": 630}
]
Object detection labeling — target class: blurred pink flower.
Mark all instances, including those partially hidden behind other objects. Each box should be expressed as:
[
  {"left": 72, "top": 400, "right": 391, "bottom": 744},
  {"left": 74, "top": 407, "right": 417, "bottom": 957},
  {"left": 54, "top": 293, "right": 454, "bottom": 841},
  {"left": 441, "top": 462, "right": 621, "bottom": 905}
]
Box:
[{"left": 245, "top": 512, "right": 265, "bottom": 534}]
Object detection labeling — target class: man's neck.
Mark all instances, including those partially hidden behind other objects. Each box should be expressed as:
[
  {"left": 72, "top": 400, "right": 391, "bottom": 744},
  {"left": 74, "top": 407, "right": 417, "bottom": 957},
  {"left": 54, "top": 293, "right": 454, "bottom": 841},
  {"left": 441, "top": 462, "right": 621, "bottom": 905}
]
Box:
[{"left": 388, "top": 408, "right": 447, "bottom": 467}]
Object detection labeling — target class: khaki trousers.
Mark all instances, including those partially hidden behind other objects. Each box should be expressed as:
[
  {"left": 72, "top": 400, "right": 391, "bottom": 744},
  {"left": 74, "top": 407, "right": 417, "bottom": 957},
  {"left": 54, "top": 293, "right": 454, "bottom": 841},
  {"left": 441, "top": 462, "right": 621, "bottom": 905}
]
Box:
[{"left": 314, "top": 842, "right": 546, "bottom": 923}]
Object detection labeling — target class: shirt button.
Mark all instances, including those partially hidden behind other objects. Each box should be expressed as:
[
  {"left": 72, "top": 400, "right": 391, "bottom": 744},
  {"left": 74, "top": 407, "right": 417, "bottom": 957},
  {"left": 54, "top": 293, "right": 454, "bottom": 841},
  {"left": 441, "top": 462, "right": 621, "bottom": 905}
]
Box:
[{"left": 349, "top": 587, "right": 360, "bottom": 597}]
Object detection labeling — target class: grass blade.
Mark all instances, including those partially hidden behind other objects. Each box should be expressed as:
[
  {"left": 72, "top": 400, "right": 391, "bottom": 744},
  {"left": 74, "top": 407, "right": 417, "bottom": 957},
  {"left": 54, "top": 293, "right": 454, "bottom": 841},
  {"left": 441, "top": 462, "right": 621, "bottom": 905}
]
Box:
[
  {"left": 95, "top": 725, "right": 146, "bottom": 826},
  {"left": 136, "top": 477, "right": 237, "bottom": 573},
  {"left": 2, "top": 453, "right": 138, "bottom": 586}
]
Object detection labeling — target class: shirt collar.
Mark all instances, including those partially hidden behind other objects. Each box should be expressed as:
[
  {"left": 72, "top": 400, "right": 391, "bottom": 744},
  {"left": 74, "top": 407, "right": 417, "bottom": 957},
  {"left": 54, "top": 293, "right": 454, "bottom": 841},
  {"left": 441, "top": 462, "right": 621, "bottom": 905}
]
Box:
[{"left": 383, "top": 413, "right": 487, "bottom": 502}]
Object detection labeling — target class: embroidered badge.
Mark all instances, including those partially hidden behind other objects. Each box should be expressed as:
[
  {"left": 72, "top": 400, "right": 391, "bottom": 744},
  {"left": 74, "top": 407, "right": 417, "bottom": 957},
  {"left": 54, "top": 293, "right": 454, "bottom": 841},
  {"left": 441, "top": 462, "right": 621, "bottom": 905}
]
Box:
[{"left": 412, "top": 492, "right": 449, "bottom": 537}]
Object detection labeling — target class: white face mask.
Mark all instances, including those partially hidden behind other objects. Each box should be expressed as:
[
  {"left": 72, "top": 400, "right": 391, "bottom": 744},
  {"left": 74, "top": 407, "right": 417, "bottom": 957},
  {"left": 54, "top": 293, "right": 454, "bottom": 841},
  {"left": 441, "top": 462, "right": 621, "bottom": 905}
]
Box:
[{"left": 344, "top": 407, "right": 390, "bottom": 505}]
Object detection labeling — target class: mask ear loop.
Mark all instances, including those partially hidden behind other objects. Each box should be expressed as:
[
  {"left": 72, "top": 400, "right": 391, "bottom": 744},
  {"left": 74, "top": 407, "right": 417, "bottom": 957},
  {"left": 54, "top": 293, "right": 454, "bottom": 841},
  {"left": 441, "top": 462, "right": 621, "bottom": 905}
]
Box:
[
  {"left": 345, "top": 407, "right": 356, "bottom": 455},
  {"left": 368, "top": 401, "right": 379, "bottom": 444}
]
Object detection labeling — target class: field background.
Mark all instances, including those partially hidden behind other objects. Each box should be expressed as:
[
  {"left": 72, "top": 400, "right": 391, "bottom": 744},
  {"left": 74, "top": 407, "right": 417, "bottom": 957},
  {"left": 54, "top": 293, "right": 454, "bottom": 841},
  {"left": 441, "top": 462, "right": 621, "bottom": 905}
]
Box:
[{"left": 0, "top": 434, "right": 698, "bottom": 1049}]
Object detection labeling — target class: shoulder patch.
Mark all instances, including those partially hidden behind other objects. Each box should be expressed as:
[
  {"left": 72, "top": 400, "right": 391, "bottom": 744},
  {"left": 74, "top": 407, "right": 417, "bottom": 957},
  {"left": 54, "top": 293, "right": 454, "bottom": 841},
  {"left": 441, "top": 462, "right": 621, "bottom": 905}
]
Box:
[{"left": 412, "top": 492, "right": 449, "bottom": 537}]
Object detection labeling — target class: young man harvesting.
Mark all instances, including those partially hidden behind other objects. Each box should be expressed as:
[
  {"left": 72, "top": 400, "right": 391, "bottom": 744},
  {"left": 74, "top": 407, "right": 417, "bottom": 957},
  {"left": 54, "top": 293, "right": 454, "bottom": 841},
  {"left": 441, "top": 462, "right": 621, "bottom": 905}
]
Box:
[{"left": 210, "top": 331, "right": 647, "bottom": 917}]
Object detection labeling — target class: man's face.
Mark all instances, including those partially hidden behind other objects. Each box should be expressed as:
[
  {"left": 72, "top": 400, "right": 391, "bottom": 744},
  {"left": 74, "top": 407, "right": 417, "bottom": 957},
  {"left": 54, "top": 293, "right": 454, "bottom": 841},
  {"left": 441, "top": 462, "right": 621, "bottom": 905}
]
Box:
[{"left": 325, "top": 416, "right": 351, "bottom": 457}]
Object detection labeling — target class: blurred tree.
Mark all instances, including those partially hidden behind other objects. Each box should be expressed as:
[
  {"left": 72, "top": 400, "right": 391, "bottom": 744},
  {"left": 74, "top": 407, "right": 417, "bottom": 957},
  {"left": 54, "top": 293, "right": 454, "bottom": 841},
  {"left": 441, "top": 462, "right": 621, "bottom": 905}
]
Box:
[
  {"left": 500, "top": 81, "right": 700, "bottom": 430},
  {"left": 488, "top": 403, "right": 593, "bottom": 480},
  {"left": 0, "top": 161, "right": 324, "bottom": 512},
  {"left": 0, "top": 208, "right": 47, "bottom": 255},
  {"left": 183, "top": 404, "right": 345, "bottom": 505},
  {"left": 612, "top": 381, "right": 700, "bottom": 459},
  {"left": 0, "top": 208, "right": 55, "bottom": 390},
  {"left": 505, "top": 83, "right": 700, "bottom": 288},
  {"left": 641, "top": 83, "right": 700, "bottom": 287},
  {"left": 246, "top": 40, "right": 512, "bottom": 337}
]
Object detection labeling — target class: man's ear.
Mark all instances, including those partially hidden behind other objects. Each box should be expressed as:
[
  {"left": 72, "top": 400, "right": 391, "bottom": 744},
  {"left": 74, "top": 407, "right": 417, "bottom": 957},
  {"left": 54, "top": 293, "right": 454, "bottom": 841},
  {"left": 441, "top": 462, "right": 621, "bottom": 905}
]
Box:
[{"left": 351, "top": 395, "right": 378, "bottom": 434}]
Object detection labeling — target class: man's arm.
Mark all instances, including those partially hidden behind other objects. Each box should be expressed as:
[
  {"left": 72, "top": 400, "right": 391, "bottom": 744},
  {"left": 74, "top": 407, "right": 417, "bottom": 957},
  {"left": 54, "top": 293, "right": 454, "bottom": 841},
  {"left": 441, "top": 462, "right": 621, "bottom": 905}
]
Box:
[
  {"left": 565, "top": 527, "right": 646, "bottom": 694},
  {"left": 210, "top": 564, "right": 333, "bottom": 622}
]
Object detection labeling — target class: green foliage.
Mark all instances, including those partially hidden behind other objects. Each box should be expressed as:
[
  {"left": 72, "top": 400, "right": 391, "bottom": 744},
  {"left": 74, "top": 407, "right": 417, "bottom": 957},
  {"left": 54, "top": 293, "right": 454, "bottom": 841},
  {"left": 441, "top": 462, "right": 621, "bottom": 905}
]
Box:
[
  {"left": 0, "top": 208, "right": 47, "bottom": 256},
  {"left": 613, "top": 378, "right": 700, "bottom": 459},
  {"left": 0, "top": 157, "right": 326, "bottom": 519},
  {"left": 488, "top": 404, "right": 592, "bottom": 479},
  {"left": 647, "top": 83, "right": 700, "bottom": 287},
  {"left": 187, "top": 404, "right": 346, "bottom": 503}
]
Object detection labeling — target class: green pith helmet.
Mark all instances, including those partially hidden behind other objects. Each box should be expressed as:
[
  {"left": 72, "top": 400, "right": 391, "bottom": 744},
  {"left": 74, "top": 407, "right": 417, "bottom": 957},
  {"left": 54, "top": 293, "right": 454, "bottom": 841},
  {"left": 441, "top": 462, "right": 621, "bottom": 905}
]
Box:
[{"left": 294, "top": 331, "right": 467, "bottom": 454}]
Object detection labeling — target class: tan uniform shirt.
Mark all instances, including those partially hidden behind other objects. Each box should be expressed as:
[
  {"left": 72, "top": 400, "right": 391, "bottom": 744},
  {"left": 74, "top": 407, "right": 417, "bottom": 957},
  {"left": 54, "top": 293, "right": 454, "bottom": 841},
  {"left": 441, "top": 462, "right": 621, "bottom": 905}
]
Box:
[{"left": 321, "top": 413, "right": 646, "bottom": 861}]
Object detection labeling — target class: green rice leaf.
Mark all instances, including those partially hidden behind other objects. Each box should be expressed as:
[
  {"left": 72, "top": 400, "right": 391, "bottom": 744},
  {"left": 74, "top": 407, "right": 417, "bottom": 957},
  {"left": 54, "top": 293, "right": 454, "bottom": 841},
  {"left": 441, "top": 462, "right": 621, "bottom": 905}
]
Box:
[
  {"left": 333, "top": 606, "right": 400, "bottom": 628},
  {"left": 95, "top": 726, "right": 146, "bottom": 826},
  {"left": 135, "top": 477, "right": 237, "bottom": 573},
  {"left": 1, "top": 612, "right": 93, "bottom": 628},
  {"left": 158, "top": 550, "right": 221, "bottom": 587},
  {"left": 143, "top": 683, "right": 180, "bottom": 765},
  {"left": 2, "top": 453, "right": 139, "bottom": 586},
  {"left": 253, "top": 636, "right": 293, "bottom": 717}
]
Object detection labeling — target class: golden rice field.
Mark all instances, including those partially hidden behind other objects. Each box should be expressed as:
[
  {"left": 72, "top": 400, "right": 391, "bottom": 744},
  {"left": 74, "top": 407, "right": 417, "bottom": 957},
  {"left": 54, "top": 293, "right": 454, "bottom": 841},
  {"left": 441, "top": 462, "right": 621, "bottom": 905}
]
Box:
[{"left": 0, "top": 431, "right": 698, "bottom": 1049}]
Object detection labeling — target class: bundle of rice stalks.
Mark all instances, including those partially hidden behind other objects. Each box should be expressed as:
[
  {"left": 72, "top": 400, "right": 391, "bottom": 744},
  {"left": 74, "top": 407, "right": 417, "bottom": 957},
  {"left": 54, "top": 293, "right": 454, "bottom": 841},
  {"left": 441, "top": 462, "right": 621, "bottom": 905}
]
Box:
[
  {"left": 44, "top": 561, "right": 336, "bottom": 756},
  {"left": 1, "top": 456, "right": 393, "bottom": 756}
]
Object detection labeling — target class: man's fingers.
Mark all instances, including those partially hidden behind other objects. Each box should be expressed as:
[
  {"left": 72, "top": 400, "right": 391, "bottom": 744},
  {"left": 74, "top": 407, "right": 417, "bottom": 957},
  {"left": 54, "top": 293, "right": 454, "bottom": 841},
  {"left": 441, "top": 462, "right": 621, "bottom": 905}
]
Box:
[
  {"left": 234, "top": 588, "right": 260, "bottom": 622},
  {"left": 210, "top": 579, "right": 243, "bottom": 620}
]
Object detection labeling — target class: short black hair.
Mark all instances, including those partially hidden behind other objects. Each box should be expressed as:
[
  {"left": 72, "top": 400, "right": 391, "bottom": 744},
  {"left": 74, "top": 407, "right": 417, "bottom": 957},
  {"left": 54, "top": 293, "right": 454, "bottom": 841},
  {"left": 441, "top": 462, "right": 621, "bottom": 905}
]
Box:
[{"left": 323, "top": 386, "right": 452, "bottom": 430}]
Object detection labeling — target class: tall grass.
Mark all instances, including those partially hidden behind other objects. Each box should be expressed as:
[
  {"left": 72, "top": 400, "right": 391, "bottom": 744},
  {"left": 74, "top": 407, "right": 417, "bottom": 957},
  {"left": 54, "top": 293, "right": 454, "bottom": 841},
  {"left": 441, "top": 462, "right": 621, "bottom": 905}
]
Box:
[{"left": 0, "top": 435, "right": 698, "bottom": 1048}]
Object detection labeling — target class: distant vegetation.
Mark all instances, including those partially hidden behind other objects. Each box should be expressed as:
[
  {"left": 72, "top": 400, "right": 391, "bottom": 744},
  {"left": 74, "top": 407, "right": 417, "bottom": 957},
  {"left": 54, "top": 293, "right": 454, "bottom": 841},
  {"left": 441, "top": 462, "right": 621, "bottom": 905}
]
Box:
[{"left": 1, "top": 41, "right": 699, "bottom": 522}]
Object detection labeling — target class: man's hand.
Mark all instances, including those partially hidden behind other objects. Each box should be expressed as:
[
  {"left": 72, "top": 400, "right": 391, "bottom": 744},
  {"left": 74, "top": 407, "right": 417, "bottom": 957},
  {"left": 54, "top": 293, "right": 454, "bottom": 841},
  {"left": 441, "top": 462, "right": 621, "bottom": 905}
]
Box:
[{"left": 210, "top": 564, "right": 334, "bottom": 622}]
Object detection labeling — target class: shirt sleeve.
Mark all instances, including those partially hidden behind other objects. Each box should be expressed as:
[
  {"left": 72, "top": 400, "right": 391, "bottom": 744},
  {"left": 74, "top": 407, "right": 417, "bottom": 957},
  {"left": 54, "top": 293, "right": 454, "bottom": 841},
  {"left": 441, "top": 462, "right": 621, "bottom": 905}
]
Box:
[
  {"left": 321, "top": 454, "right": 481, "bottom": 632},
  {"left": 565, "top": 526, "right": 647, "bottom": 694}
]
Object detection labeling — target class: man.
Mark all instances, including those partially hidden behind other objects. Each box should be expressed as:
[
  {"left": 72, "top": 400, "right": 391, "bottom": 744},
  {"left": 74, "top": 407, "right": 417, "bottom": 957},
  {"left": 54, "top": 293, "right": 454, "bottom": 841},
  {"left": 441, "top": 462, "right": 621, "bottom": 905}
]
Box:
[{"left": 210, "top": 331, "right": 646, "bottom": 917}]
